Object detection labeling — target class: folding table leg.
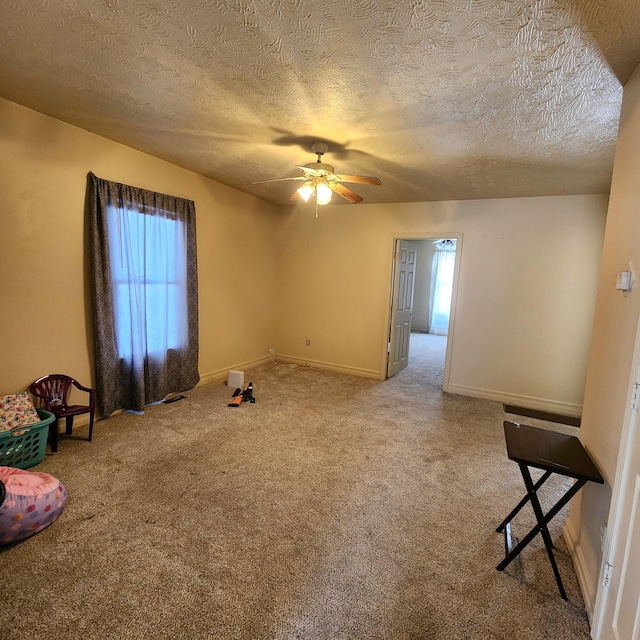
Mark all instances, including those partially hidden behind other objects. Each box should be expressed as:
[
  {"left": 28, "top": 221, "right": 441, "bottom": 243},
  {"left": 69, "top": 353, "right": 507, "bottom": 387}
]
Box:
[
  {"left": 496, "top": 470, "right": 552, "bottom": 534},
  {"left": 519, "top": 463, "right": 567, "bottom": 600},
  {"left": 496, "top": 466, "right": 587, "bottom": 600}
]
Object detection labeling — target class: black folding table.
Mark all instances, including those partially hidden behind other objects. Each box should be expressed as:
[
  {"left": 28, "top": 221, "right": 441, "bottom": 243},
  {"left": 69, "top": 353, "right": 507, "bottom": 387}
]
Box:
[{"left": 496, "top": 421, "right": 604, "bottom": 599}]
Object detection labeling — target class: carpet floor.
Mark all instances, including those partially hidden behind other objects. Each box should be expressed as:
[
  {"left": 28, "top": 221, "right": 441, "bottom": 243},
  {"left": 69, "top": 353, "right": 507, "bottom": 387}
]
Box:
[{"left": 0, "top": 333, "right": 591, "bottom": 639}]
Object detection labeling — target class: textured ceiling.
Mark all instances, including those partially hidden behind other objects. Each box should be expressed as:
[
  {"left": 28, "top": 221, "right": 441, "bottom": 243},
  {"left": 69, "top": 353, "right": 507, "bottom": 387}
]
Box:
[{"left": 1, "top": 0, "right": 640, "bottom": 206}]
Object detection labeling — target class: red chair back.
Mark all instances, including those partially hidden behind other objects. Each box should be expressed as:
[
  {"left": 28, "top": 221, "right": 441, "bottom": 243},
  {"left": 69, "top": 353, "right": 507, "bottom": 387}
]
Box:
[{"left": 30, "top": 374, "right": 74, "bottom": 411}]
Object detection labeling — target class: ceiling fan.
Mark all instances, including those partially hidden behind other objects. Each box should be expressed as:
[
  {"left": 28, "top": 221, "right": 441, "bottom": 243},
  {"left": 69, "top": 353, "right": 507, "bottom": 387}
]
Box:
[{"left": 252, "top": 142, "right": 381, "bottom": 211}]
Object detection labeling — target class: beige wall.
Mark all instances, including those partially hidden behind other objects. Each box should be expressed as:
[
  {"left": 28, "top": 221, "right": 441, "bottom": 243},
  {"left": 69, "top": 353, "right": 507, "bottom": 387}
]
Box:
[
  {"left": 1, "top": 97, "right": 607, "bottom": 419},
  {"left": 566, "top": 63, "right": 640, "bottom": 619},
  {"left": 275, "top": 195, "right": 607, "bottom": 413},
  {"left": 0, "top": 98, "right": 280, "bottom": 397}
]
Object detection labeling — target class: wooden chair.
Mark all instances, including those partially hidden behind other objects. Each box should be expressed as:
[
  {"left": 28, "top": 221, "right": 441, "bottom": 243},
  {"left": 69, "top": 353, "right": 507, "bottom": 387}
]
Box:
[{"left": 29, "top": 374, "right": 96, "bottom": 453}]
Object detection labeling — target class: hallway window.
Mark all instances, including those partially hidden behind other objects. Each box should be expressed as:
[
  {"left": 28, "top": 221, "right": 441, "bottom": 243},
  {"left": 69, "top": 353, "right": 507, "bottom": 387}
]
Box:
[{"left": 429, "top": 239, "right": 456, "bottom": 335}]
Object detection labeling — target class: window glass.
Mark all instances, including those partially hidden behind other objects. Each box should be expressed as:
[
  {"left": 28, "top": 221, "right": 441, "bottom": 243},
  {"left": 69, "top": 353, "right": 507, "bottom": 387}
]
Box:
[{"left": 108, "top": 204, "right": 187, "bottom": 359}]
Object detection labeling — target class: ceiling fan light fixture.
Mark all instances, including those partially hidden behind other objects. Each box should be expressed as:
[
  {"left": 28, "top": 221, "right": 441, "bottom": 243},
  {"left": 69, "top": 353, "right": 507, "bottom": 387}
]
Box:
[
  {"left": 253, "top": 142, "right": 380, "bottom": 206},
  {"left": 297, "top": 182, "right": 315, "bottom": 202},
  {"left": 316, "top": 181, "right": 332, "bottom": 205}
]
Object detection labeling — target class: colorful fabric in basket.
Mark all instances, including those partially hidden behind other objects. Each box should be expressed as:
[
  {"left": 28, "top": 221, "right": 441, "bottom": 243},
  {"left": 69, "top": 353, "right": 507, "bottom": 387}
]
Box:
[
  {"left": 0, "top": 392, "right": 41, "bottom": 433},
  {"left": 0, "top": 466, "right": 67, "bottom": 544}
]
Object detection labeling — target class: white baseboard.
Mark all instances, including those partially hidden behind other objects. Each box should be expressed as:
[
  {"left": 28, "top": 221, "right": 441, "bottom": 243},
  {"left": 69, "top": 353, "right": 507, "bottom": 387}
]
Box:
[
  {"left": 444, "top": 383, "right": 582, "bottom": 417},
  {"left": 198, "top": 355, "right": 272, "bottom": 387},
  {"left": 201, "top": 362, "right": 583, "bottom": 415},
  {"left": 564, "top": 516, "right": 597, "bottom": 623},
  {"left": 275, "top": 354, "right": 383, "bottom": 380}
]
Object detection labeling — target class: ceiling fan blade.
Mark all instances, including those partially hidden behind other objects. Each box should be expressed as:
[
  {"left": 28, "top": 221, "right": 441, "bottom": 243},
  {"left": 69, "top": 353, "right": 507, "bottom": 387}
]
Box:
[
  {"left": 337, "top": 174, "right": 382, "bottom": 186},
  {"left": 332, "top": 182, "right": 363, "bottom": 204},
  {"left": 295, "top": 165, "right": 323, "bottom": 177},
  {"left": 251, "top": 176, "right": 307, "bottom": 184}
]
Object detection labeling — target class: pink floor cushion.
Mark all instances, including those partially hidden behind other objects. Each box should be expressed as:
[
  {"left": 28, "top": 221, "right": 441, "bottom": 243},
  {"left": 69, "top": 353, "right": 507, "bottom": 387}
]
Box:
[{"left": 0, "top": 466, "right": 67, "bottom": 545}]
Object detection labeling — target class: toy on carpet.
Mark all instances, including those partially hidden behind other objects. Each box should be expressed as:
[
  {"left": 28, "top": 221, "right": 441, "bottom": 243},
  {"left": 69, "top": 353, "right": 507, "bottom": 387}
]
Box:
[
  {"left": 228, "top": 381, "right": 255, "bottom": 407},
  {"left": 0, "top": 466, "right": 67, "bottom": 545}
]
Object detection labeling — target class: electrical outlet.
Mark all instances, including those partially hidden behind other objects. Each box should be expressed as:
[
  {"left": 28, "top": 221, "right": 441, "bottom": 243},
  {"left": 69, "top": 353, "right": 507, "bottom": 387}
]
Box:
[
  {"left": 268, "top": 348, "right": 274, "bottom": 356},
  {"left": 305, "top": 339, "right": 311, "bottom": 346}
]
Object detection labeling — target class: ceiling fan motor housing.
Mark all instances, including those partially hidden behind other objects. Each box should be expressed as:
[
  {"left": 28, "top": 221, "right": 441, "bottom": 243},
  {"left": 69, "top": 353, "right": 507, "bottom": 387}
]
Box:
[{"left": 304, "top": 162, "right": 335, "bottom": 175}]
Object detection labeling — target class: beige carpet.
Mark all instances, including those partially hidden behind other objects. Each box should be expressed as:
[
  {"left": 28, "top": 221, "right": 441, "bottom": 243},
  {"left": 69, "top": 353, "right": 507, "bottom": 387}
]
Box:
[{"left": 0, "top": 333, "right": 591, "bottom": 639}]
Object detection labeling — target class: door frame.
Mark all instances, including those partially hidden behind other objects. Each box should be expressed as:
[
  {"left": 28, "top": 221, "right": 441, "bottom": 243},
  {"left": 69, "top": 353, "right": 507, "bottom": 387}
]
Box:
[
  {"left": 384, "top": 232, "right": 463, "bottom": 390},
  {"left": 591, "top": 310, "right": 640, "bottom": 638}
]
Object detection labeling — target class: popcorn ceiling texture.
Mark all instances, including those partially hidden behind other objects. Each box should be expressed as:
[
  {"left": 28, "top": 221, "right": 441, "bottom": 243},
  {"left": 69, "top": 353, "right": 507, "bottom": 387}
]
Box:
[{"left": 1, "top": 0, "right": 639, "bottom": 205}]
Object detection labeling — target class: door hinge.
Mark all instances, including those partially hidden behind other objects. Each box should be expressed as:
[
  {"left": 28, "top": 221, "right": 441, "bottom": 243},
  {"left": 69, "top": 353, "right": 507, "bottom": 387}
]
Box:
[
  {"left": 602, "top": 562, "right": 614, "bottom": 588},
  {"left": 631, "top": 382, "right": 640, "bottom": 410},
  {"left": 387, "top": 342, "right": 391, "bottom": 353}
]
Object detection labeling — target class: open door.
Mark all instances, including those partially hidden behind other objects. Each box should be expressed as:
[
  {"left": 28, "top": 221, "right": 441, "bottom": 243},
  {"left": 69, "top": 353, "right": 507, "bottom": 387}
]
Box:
[{"left": 387, "top": 240, "right": 417, "bottom": 378}]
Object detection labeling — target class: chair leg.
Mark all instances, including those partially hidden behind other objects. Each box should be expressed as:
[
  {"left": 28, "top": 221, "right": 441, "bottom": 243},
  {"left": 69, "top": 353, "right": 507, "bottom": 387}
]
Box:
[
  {"left": 49, "top": 419, "right": 58, "bottom": 453},
  {"left": 88, "top": 411, "right": 94, "bottom": 442},
  {"left": 65, "top": 416, "right": 74, "bottom": 435}
]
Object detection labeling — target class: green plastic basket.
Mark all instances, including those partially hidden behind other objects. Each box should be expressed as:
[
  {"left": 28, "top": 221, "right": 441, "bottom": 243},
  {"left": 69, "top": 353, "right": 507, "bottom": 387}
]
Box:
[{"left": 0, "top": 408, "right": 54, "bottom": 469}]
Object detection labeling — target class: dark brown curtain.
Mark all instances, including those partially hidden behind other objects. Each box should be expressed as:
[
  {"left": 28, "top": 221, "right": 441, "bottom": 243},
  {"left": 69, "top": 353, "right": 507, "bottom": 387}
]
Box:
[{"left": 88, "top": 172, "right": 199, "bottom": 416}]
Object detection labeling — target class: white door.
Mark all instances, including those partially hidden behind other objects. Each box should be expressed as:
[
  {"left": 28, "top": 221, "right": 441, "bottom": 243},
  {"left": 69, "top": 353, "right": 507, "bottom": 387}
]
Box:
[
  {"left": 593, "top": 339, "right": 640, "bottom": 638},
  {"left": 387, "top": 240, "right": 417, "bottom": 378}
]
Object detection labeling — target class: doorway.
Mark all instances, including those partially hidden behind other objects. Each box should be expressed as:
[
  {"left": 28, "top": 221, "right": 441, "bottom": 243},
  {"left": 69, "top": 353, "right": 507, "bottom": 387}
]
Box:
[{"left": 386, "top": 234, "right": 462, "bottom": 391}]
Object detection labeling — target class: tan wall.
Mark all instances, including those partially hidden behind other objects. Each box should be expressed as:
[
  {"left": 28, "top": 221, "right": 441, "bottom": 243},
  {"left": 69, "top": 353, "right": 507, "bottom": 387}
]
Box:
[
  {"left": 0, "top": 98, "right": 607, "bottom": 419},
  {"left": 566, "top": 63, "right": 640, "bottom": 618},
  {"left": 275, "top": 195, "right": 607, "bottom": 412},
  {"left": 0, "top": 98, "right": 280, "bottom": 397}
]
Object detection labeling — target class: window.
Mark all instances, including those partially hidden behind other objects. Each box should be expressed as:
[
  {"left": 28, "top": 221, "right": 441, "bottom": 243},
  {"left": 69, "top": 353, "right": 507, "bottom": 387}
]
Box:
[
  {"left": 89, "top": 173, "right": 199, "bottom": 416},
  {"left": 430, "top": 240, "right": 456, "bottom": 335},
  {"left": 109, "top": 205, "right": 188, "bottom": 359}
]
